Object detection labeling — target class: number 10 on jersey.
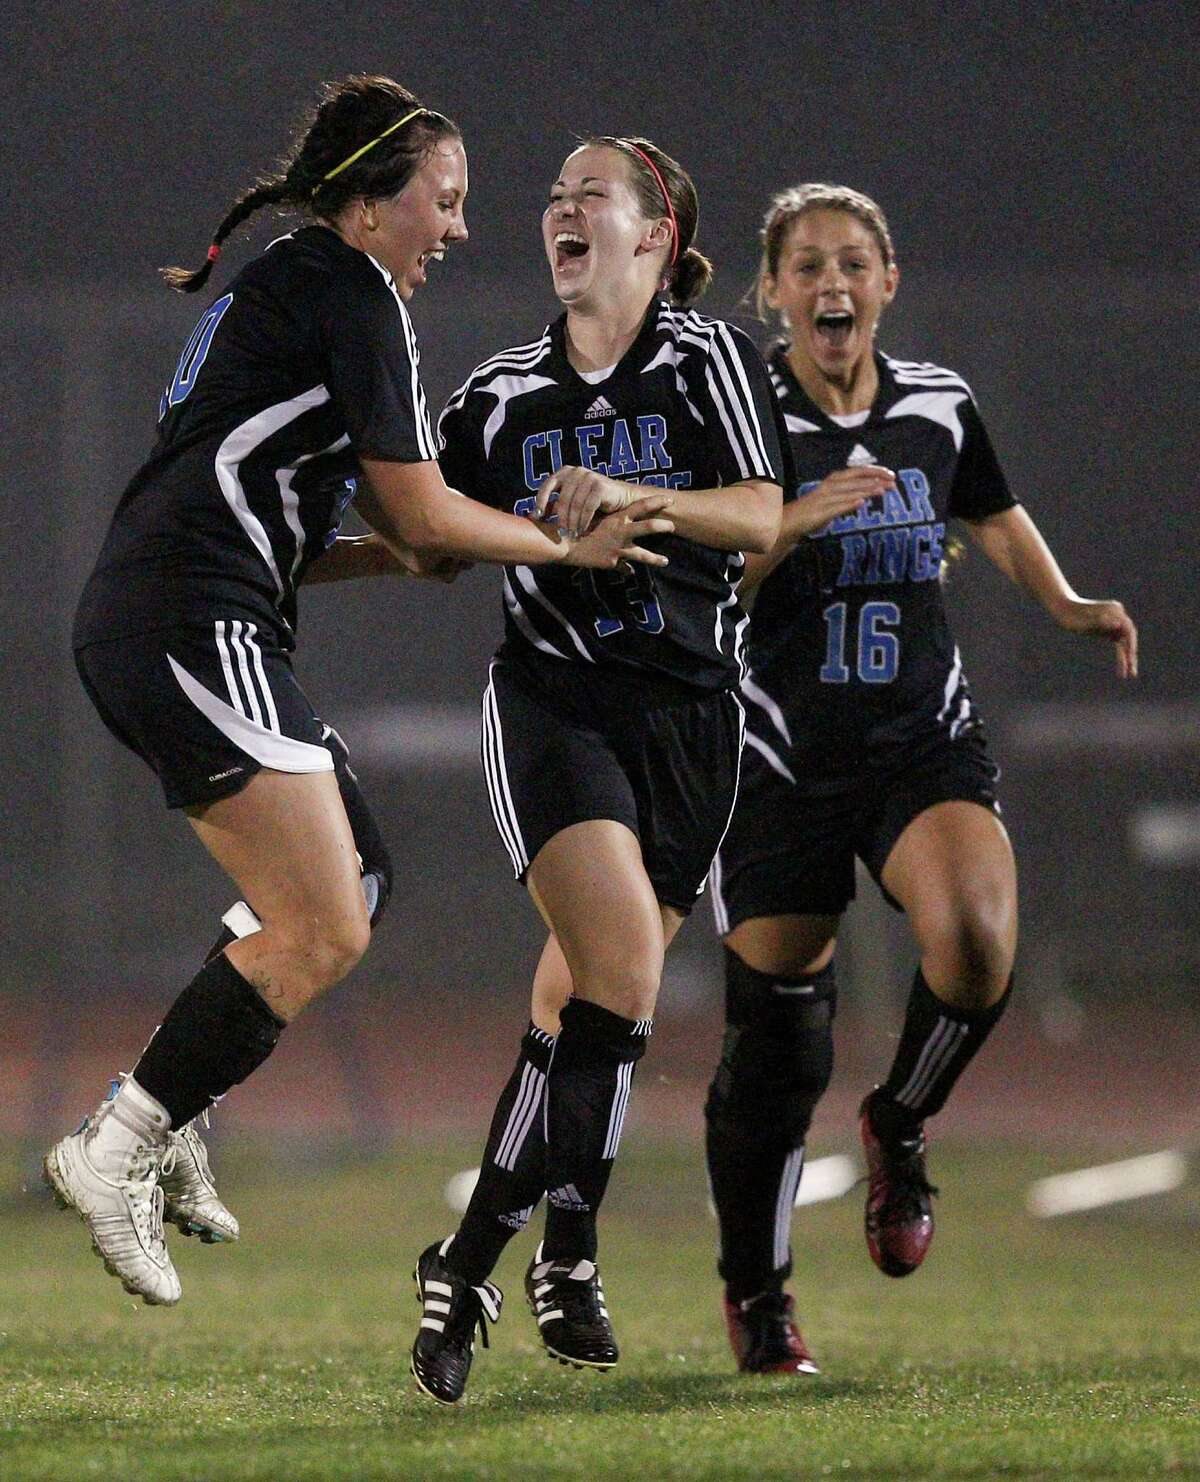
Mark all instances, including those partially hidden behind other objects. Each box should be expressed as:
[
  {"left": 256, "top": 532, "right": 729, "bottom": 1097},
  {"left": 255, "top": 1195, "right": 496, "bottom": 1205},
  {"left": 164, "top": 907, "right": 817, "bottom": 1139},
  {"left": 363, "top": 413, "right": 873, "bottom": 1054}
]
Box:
[{"left": 820, "top": 601, "right": 900, "bottom": 684}]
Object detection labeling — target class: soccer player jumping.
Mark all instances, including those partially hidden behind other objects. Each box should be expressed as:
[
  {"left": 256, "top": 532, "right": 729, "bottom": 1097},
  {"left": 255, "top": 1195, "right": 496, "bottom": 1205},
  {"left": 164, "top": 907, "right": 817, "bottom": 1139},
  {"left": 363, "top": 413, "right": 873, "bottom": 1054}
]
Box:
[
  {"left": 707, "top": 183, "right": 1137, "bottom": 1374},
  {"left": 45, "top": 78, "right": 666, "bottom": 1308}
]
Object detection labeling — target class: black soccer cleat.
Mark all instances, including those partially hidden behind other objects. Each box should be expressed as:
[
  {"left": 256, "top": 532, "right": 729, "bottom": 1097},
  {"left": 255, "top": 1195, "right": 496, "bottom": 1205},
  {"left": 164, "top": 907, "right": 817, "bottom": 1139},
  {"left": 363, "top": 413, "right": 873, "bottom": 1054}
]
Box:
[
  {"left": 723, "top": 1290, "right": 820, "bottom": 1375},
  {"left": 525, "top": 1245, "right": 618, "bottom": 1370},
  {"left": 410, "top": 1236, "right": 503, "bottom": 1404},
  {"left": 860, "top": 1090, "right": 938, "bottom": 1277}
]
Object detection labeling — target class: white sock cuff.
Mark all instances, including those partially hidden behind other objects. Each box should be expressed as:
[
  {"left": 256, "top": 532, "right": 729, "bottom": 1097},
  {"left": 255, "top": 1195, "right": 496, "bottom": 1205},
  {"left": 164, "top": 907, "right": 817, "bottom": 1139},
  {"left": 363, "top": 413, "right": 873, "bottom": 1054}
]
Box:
[{"left": 115, "top": 1076, "right": 172, "bottom": 1137}]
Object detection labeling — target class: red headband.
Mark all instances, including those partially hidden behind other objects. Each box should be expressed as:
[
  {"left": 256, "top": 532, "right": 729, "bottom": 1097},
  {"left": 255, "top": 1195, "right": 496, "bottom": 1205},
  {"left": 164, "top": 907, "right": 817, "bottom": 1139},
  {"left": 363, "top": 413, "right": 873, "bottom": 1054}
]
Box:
[{"left": 625, "top": 144, "right": 679, "bottom": 269}]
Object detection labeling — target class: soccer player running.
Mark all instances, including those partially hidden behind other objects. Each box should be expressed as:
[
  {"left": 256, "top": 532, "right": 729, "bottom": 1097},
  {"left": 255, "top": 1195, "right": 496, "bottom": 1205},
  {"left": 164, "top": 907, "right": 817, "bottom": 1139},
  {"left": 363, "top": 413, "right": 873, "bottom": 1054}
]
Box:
[
  {"left": 706, "top": 183, "right": 1138, "bottom": 1374},
  {"left": 45, "top": 77, "right": 668, "bottom": 1308},
  {"left": 409, "top": 137, "right": 788, "bottom": 1403}
]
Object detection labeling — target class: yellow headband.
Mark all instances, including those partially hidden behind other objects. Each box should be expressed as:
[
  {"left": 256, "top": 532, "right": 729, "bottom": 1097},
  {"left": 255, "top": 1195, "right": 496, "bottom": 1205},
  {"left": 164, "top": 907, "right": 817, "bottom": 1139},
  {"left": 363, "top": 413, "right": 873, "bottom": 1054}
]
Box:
[{"left": 321, "top": 107, "right": 425, "bottom": 183}]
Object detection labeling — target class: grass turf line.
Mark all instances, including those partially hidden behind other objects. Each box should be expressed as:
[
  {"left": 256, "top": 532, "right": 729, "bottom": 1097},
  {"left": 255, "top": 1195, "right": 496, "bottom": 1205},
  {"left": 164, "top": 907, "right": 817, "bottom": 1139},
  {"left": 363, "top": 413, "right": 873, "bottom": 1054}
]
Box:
[{"left": 1, "top": 1139, "right": 1197, "bottom": 1480}]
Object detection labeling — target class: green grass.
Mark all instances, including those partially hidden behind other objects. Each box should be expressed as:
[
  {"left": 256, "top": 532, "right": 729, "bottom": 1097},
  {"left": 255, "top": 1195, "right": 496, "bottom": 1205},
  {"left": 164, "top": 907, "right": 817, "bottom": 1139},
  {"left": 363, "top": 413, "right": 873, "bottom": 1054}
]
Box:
[{"left": 1, "top": 1137, "right": 1197, "bottom": 1480}]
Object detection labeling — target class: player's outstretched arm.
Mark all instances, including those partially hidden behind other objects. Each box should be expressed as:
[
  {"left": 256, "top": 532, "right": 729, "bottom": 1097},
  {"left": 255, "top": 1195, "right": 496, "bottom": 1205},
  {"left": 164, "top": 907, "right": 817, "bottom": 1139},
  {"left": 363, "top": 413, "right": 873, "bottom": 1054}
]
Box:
[
  {"left": 964, "top": 505, "right": 1138, "bottom": 678},
  {"left": 738, "top": 464, "right": 896, "bottom": 595},
  {"left": 358, "top": 457, "right": 574, "bottom": 567},
  {"left": 360, "top": 458, "right": 673, "bottom": 572}
]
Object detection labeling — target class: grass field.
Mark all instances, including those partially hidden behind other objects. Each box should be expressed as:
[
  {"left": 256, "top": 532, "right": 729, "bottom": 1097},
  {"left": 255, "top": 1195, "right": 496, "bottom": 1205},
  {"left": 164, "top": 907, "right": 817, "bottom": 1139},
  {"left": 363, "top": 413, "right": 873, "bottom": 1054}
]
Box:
[{"left": 2, "top": 1136, "right": 1197, "bottom": 1481}]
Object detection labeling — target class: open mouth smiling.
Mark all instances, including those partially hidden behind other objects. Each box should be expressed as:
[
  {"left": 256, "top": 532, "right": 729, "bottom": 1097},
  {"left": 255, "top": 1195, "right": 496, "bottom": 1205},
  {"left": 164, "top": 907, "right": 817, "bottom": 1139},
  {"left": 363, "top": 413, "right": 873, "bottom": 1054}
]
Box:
[
  {"left": 814, "top": 310, "right": 854, "bottom": 349},
  {"left": 554, "top": 230, "right": 590, "bottom": 268}
]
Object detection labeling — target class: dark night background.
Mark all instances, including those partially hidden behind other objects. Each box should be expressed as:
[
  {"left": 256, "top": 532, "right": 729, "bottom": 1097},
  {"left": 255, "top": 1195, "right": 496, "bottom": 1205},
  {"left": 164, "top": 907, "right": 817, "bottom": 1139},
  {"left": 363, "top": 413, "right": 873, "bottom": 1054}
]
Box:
[{"left": 1, "top": 2, "right": 1196, "bottom": 1140}]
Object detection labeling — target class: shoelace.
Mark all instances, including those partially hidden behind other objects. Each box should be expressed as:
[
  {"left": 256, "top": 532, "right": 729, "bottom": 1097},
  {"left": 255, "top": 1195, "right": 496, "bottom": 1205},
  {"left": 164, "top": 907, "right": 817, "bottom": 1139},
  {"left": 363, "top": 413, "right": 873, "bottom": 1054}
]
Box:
[
  {"left": 425, "top": 1277, "right": 502, "bottom": 1352},
  {"left": 887, "top": 1166, "right": 939, "bottom": 1222},
  {"left": 122, "top": 1145, "right": 171, "bottom": 1255},
  {"left": 741, "top": 1294, "right": 799, "bottom": 1356},
  {"left": 168, "top": 1125, "right": 211, "bottom": 1188}
]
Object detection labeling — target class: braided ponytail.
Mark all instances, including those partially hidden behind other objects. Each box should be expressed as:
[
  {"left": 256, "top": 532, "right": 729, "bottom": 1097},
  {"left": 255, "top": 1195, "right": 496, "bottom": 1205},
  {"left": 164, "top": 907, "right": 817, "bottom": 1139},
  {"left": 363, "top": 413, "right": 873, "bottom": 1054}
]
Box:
[
  {"left": 160, "top": 179, "right": 292, "bottom": 293},
  {"left": 159, "top": 74, "right": 460, "bottom": 294}
]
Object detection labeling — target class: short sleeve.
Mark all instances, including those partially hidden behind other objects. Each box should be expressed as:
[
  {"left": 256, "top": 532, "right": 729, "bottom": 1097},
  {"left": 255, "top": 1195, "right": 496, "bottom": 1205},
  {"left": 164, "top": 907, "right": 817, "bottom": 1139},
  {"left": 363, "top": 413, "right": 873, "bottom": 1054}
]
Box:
[
  {"left": 696, "top": 323, "right": 792, "bottom": 488},
  {"left": 319, "top": 262, "right": 438, "bottom": 463},
  {"left": 948, "top": 398, "right": 1018, "bottom": 520},
  {"left": 436, "top": 383, "right": 507, "bottom": 510}
]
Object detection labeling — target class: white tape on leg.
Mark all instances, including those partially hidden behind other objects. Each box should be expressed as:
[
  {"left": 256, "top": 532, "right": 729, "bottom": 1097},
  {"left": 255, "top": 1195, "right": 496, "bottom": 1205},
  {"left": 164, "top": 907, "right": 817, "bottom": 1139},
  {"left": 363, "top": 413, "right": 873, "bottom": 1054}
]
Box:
[{"left": 221, "top": 901, "right": 263, "bottom": 939}]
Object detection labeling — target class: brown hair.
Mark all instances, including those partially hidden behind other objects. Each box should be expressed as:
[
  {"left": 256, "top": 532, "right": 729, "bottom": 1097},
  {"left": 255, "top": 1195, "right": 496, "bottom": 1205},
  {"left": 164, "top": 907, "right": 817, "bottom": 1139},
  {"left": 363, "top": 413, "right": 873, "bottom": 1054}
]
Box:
[
  {"left": 754, "top": 182, "right": 895, "bottom": 320},
  {"left": 582, "top": 135, "right": 713, "bottom": 306},
  {"left": 161, "top": 75, "right": 461, "bottom": 293}
]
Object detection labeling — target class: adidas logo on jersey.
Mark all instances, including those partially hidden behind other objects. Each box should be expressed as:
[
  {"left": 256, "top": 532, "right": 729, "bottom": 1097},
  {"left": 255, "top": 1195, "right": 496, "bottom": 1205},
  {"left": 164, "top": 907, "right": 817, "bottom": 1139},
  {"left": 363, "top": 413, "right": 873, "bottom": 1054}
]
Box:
[
  {"left": 548, "top": 1183, "right": 590, "bottom": 1212},
  {"left": 584, "top": 395, "right": 617, "bottom": 419},
  {"left": 846, "top": 442, "right": 877, "bottom": 467}
]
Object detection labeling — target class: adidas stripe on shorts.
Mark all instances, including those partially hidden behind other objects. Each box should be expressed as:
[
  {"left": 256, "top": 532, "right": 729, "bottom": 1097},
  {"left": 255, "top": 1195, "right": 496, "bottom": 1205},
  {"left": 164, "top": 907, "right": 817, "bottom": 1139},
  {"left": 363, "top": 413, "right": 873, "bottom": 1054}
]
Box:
[
  {"left": 480, "top": 649, "right": 745, "bottom": 914},
  {"left": 75, "top": 621, "right": 335, "bottom": 809}
]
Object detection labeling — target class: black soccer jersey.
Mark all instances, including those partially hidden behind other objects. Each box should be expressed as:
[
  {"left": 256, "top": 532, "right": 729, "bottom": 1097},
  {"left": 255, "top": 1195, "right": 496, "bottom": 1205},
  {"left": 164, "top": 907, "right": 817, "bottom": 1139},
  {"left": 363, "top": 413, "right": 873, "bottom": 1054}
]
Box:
[
  {"left": 437, "top": 298, "right": 790, "bottom": 694},
  {"left": 73, "top": 225, "right": 437, "bottom": 650},
  {"left": 742, "top": 347, "right": 1016, "bottom": 772}
]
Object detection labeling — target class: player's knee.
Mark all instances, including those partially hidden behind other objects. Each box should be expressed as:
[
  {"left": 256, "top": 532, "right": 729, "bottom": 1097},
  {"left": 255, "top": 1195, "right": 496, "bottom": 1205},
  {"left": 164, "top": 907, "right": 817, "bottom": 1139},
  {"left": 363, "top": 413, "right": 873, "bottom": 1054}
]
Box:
[
  {"left": 572, "top": 951, "right": 662, "bottom": 1021},
  {"left": 271, "top": 908, "right": 370, "bottom": 995},
  {"left": 926, "top": 899, "right": 1013, "bottom": 1010},
  {"left": 705, "top": 948, "right": 836, "bottom": 1146},
  {"left": 324, "top": 910, "right": 372, "bottom": 981}
]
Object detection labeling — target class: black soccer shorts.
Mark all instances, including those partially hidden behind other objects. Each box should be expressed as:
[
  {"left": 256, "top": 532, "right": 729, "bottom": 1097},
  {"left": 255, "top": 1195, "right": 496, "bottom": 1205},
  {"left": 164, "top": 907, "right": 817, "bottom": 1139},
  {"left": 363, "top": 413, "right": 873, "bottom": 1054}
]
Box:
[
  {"left": 481, "top": 651, "right": 745, "bottom": 913},
  {"left": 711, "top": 723, "right": 1002, "bottom": 931},
  {"left": 75, "top": 620, "right": 336, "bottom": 809}
]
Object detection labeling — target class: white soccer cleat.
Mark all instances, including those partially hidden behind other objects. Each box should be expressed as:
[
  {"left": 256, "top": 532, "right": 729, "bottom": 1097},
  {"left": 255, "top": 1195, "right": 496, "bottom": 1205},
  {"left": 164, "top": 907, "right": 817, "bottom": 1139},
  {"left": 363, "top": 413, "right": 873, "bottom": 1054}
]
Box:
[
  {"left": 160, "top": 1117, "right": 240, "bottom": 1243},
  {"left": 43, "top": 1080, "right": 182, "bottom": 1307}
]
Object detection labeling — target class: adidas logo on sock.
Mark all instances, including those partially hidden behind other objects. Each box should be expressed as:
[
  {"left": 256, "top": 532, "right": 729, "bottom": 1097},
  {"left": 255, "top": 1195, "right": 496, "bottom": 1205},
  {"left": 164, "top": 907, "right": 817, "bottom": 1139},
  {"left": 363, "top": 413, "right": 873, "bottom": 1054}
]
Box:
[
  {"left": 584, "top": 395, "right": 616, "bottom": 418},
  {"left": 846, "top": 442, "right": 876, "bottom": 467},
  {"left": 548, "top": 1182, "right": 590, "bottom": 1212},
  {"left": 499, "top": 1204, "right": 535, "bottom": 1230}
]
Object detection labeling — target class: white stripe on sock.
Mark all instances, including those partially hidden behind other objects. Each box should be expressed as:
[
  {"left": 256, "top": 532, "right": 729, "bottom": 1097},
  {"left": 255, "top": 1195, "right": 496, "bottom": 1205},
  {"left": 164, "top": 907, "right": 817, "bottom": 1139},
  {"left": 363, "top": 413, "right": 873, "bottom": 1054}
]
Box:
[
  {"left": 602, "top": 1060, "right": 635, "bottom": 1161},
  {"left": 772, "top": 1146, "right": 805, "bottom": 1270},
  {"left": 895, "top": 1018, "right": 969, "bottom": 1108},
  {"left": 495, "top": 1061, "right": 546, "bottom": 1171}
]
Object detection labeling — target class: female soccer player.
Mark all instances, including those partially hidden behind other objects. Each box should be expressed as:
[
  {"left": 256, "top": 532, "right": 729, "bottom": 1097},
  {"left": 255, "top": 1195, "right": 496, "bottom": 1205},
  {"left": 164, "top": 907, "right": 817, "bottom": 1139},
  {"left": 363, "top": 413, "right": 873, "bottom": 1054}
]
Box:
[
  {"left": 44, "top": 76, "right": 669, "bottom": 1309},
  {"left": 705, "top": 183, "right": 1138, "bottom": 1374},
  {"left": 409, "top": 136, "right": 788, "bottom": 1403}
]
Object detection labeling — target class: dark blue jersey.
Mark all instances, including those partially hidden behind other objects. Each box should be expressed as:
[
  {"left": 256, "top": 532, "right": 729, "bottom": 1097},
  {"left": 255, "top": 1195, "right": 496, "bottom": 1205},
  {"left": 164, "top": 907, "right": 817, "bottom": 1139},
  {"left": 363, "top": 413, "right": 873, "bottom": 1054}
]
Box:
[
  {"left": 742, "top": 347, "right": 1016, "bottom": 776},
  {"left": 74, "top": 225, "right": 436, "bottom": 649},
  {"left": 438, "top": 298, "right": 791, "bottom": 694}
]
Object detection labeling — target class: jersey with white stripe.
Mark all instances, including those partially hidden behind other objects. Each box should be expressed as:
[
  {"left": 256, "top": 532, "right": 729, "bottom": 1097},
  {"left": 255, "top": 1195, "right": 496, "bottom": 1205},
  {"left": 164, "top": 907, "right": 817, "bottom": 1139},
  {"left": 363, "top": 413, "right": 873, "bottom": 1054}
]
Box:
[
  {"left": 743, "top": 347, "right": 1016, "bottom": 762},
  {"left": 74, "top": 225, "right": 436, "bottom": 649},
  {"left": 438, "top": 298, "right": 791, "bottom": 693}
]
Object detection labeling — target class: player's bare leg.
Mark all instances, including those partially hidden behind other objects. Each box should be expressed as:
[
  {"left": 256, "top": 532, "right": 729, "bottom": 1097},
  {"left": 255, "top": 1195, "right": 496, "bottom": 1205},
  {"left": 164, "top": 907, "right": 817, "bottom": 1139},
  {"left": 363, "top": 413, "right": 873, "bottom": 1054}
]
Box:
[
  {"left": 46, "top": 769, "right": 369, "bottom": 1304},
  {"left": 862, "top": 800, "right": 1017, "bottom": 1274},
  {"left": 188, "top": 768, "right": 370, "bottom": 1023}
]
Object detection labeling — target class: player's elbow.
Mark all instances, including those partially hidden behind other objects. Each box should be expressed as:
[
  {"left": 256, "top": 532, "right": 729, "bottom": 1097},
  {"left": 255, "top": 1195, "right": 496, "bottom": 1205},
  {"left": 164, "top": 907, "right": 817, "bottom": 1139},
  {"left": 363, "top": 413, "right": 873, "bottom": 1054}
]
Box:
[
  {"left": 386, "top": 497, "right": 460, "bottom": 556},
  {"left": 740, "top": 489, "right": 783, "bottom": 554}
]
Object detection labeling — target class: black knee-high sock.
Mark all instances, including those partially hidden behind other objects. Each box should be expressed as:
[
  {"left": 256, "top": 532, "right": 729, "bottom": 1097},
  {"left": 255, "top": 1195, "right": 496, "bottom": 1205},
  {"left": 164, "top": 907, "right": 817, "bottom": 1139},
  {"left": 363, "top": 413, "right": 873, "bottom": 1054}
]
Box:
[
  {"left": 133, "top": 953, "right": 285, "bottom": 1129},
  {"left": 706, "top": 950, "right": 836, "bottom": 1301},
  {"left": 541, "top": 998, "right": 651, "bottom": 1263},
  {"left": 445, "top": 1023, "right": 556, "bottom": 1286},
  {"left": 874, "top": 967, "right": 1012, "bottom": 1135}
]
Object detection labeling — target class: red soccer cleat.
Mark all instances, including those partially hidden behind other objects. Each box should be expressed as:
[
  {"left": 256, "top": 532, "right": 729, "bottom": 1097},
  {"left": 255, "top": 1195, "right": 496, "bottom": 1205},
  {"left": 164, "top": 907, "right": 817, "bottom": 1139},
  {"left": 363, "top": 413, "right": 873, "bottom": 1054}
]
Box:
[
  {"left": 723, "top": 1291, "right": 820, "bottom": 1374},
  {"left": 860, "top": 1091, "right": 938, "bottom": 1277}
]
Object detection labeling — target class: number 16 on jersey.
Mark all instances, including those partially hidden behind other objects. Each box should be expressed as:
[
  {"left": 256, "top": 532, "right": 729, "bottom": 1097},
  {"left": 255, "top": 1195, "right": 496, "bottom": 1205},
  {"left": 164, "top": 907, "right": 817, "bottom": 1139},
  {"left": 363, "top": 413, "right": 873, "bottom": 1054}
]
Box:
[{"left": 820, "top": 600, "right": 900, "bottom": 684}]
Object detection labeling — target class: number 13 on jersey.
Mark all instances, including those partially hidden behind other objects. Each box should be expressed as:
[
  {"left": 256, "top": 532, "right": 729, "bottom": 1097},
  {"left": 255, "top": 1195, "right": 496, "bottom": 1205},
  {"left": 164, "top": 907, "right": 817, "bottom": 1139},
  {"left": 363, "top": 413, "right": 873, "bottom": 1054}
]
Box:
[{"left": 820, "top": 600, "right": 900, "bottom": 684}]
